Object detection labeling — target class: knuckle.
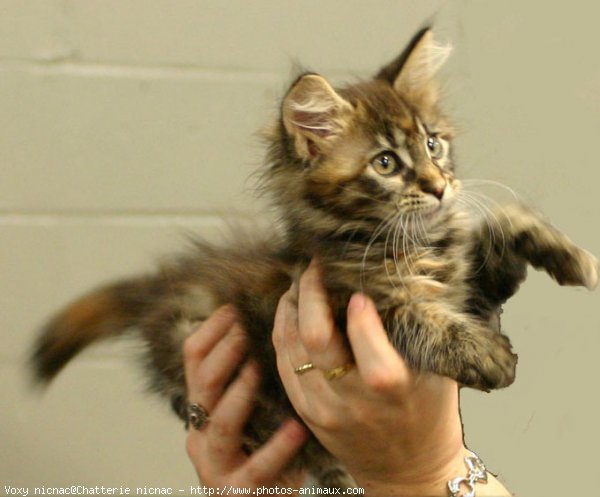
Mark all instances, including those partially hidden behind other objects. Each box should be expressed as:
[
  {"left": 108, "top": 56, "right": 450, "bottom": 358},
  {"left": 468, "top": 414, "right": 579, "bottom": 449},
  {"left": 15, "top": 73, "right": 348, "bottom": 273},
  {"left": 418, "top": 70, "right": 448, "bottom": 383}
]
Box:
[
  {"left": 301, "top": 327, "right": 329, "bottom": 354},
  {"left": 364, "top": 367, "right": 402, "bottom": 393}
]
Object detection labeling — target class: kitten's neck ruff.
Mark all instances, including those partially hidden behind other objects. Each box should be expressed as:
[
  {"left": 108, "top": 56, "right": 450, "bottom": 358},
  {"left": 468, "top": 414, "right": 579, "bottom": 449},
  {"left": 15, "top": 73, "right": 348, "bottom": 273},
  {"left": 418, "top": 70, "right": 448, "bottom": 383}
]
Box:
[{"left": 283, "top": 202, "right": 471, "bottom": 267}]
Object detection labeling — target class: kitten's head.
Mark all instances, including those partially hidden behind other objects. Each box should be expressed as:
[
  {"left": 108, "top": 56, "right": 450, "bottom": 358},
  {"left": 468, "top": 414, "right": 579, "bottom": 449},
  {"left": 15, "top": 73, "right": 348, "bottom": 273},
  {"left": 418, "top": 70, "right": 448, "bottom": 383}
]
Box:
[{"left": 267, "top": 29, "right": 458, "bottom": 238}]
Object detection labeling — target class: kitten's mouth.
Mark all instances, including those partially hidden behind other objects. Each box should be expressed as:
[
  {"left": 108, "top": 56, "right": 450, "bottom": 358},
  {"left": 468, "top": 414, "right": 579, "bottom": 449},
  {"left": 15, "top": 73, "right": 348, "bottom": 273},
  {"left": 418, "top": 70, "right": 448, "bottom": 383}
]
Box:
[
  {"left": 423, "top": 197, "right": 453, "bottom": 215},
  {"left": 422, "top": 204, "right": 443, "bottom": 216},
  {"left": 400, "top": 205, "right": 442, "bottom": 225},
  {"left": 414, "top": 197, "right": 457, "bottom": 222}
]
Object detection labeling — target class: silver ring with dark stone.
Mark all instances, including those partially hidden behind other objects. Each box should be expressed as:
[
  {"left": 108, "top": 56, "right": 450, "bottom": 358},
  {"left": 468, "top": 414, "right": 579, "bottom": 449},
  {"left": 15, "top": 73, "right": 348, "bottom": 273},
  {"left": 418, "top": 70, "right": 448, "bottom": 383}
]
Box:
[{"left": 187, "top": 403, "right": 210, "bottom": 430}]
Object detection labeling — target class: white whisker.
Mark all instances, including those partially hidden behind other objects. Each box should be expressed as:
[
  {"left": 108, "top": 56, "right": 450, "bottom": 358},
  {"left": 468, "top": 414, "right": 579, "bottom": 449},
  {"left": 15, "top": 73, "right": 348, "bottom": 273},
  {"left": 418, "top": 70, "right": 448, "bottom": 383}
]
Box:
[
  {"left": 456, "top": 190, "right": 508, "bottom": 273},
  {"left": 461, "top": 178, "right": 520, "bottom": 202},
  {"left": 360, "top": 210, "right": 398, "bottom": 289}
]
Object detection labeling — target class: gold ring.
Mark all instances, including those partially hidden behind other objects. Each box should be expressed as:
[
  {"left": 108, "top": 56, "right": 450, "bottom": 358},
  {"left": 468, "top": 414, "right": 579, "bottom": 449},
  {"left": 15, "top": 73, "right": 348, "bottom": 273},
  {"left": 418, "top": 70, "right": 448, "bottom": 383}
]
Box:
[
  {"left": 323, "top": 363, "right": 354, "bottom": 381},
  {"left": 294, "top": 362, "right": 315, "bottom": 375}
]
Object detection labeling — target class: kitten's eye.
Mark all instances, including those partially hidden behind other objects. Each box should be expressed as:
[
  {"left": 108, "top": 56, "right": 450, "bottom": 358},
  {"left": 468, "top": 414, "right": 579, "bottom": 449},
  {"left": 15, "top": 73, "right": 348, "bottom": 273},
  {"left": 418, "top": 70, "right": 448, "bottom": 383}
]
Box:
[
  {"left": 371, "top": 152, "right": 401, "bottom": 176},
  {"left": 426, "top": 136, "right": 444, "bottom": 161}
]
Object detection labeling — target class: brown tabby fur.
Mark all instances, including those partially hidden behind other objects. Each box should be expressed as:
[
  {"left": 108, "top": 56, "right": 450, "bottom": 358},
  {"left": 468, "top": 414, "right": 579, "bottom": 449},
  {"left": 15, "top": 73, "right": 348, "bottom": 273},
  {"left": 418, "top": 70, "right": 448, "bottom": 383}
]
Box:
[{"left": 32, "top": 29, "right": 599, "bottom": 488}]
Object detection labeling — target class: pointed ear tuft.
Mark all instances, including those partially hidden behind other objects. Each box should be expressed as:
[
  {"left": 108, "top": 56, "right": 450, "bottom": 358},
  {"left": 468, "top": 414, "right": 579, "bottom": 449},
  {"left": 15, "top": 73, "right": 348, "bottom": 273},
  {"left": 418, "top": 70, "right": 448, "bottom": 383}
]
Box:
[
  {"left": 282, "top": 74, "right": 353, "bottom": 159},
  {"left": 377, "top": 28, "right": 451, "bottom": 107}
]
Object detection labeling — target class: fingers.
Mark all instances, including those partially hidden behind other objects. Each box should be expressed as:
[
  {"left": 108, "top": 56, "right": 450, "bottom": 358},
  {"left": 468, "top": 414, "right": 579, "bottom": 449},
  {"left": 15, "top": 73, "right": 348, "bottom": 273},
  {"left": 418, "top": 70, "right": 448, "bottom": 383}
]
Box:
[
  {"left": 273, "top": 288, "right": 309, "bottom": 413},
  {"left": 346, "top": 293, "right": 410, "bottom": 392},
  {"left": 242, "top": 418, "right": 309, "bottom": 484},
  {"left": 187, "top": 354, "right": 309, "bottom": 485},
  {"left": 205, "top": 361, "right": 261, "bottom": 457},
  {"left": 184, "top": 305, "right": 237, "bottom": 364},
  {"left": 278, "top": 261, "right": 410, "bottom": 402},
  {"left": 185, "top": 304, "right": 310, "bottom": 488},
  {"left": 274, "top": 285, "right": 337, "bottom": 418},
  {"left": 297, "top": 261, "right": 353, "bottom": 370},
  {"left": 184, "top": 305, "right": 247, "bottom": 410},
  {"left": 192, "top": 324, "right": 247, "bottom": 410}
]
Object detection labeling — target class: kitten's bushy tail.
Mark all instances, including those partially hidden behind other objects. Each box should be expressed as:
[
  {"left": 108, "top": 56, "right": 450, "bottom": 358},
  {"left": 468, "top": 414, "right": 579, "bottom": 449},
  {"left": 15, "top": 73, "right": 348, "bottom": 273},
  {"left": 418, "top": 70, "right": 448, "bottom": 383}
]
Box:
[{"left": 31, "top": 275, "right": 164, "bottom": 384}]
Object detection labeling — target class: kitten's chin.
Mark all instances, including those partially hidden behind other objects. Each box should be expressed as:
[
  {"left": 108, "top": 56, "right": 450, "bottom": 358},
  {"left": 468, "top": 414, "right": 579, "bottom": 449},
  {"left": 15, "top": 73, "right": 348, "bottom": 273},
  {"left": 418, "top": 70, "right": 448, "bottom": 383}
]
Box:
[
  {"left": 421, "top": 197, "right": 455, "bottom": 217},
  {"left": 419, "top": 205, "right": 443, "bottom": 219},
  {"left": 415, "top": 199, "right": 459, "bottom": 227},
  {"left": 401, "top": 206, "right": 443, "bottom": 231}
]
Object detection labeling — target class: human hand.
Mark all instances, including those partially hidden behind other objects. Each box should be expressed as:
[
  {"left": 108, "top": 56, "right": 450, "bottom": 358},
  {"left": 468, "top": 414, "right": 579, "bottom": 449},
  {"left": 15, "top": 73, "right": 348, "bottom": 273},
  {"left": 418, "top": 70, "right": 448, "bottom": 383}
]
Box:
[
  {"left": 183, "top": 306, "right": 309, "bottom": 493},
  {"left": 273, "top": 261, "right": 510, "bottom": 496}
]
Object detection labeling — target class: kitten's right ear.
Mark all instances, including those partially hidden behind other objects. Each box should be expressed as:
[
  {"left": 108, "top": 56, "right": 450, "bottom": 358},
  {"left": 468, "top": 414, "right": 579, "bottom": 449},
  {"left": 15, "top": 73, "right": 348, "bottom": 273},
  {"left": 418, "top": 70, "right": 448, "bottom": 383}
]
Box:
[
  {"left": 282, "top": 74, "right": 353, "bottom": 160},
  {"left": 376, "top": 28, "right": 451, "bottom": 109}
]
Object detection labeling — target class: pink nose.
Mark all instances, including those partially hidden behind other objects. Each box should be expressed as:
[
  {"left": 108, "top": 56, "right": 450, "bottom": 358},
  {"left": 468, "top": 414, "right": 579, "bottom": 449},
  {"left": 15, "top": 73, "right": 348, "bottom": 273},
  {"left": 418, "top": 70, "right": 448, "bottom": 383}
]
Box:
[
  {"left": 430, "top": 185, "right": 445, "bottom": 200},
  {"left": 421, "top": 182, "right": 445, "bottom": 200}
]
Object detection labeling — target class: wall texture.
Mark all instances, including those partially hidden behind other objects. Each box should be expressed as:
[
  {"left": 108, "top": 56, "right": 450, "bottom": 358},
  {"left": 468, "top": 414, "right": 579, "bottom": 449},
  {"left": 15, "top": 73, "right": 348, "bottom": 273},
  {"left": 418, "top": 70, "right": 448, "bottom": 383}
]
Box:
[{"left": 2, "top": 1, "right": 599, "bottom": 495}]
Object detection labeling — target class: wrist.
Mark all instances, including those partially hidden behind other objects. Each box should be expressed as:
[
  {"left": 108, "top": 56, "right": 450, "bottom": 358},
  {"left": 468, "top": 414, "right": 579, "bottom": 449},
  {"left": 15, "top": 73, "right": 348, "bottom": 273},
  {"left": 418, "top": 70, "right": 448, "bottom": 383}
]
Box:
[
  {"left": 353, "top": 446, "right": 470, "bottom": 497},
  {"left": 354, "top": 448, "right": 512, "bottom": 497}
]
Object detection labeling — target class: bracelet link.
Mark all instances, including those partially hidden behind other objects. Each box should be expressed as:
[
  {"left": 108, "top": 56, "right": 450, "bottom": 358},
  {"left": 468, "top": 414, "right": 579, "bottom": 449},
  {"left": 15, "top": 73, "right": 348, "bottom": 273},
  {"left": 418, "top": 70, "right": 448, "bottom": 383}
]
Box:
[
  {"left": 465, "top": 454, "right": 487, "bottom": 482},
  {"left": 447, "top": 452, "right": 488, "bottom": 497},
  {"left": 448, "top": 477, "right": 475, "bottom": 497}
]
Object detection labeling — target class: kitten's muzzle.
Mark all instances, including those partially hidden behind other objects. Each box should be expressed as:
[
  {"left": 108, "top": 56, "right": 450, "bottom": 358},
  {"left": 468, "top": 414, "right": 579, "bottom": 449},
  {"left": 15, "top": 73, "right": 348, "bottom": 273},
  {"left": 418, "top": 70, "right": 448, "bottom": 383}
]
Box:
[{"left": 419, "top": 177, "right": 446, "bottom": 200}]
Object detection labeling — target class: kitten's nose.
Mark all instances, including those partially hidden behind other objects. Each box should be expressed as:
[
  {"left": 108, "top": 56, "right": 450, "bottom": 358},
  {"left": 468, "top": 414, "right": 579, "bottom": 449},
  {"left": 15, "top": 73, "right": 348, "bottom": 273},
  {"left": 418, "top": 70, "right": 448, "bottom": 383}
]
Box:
[{"left": 421, "top": 181, "right": 446, "bottom": 200}]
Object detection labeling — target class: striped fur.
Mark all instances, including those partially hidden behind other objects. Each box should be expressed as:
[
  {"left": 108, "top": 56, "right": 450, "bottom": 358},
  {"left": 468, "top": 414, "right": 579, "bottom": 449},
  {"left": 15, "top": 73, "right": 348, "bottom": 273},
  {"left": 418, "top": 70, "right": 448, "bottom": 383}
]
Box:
[{"left": 31, "top": 28, "right": 598, "bottom": 489}]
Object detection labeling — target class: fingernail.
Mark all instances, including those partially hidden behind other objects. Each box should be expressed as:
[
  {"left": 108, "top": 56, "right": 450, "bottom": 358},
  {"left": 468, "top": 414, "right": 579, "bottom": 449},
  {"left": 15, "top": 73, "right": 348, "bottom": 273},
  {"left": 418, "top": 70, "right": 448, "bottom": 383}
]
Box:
[
  {"left": 348, "top": 293, "right": 367, "bottom": 314},
  {"left": 218, "top": 304, "right": 237, "bottom": 318}
]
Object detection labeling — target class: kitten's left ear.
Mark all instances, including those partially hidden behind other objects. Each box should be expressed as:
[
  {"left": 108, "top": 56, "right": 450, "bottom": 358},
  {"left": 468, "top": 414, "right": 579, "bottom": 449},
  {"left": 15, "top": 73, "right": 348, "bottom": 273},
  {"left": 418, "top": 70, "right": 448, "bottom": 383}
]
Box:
[
  {"left": 377, "top": 28, "right": 451, "bottom": 108},
  {"left": 282, "top": 73, "right": 354, "bottom": 160}
]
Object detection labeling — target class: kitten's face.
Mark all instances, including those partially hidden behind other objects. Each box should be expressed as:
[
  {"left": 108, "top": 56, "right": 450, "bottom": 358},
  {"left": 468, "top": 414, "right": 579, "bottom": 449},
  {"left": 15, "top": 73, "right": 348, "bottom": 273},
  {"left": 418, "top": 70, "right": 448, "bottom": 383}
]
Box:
[
  {"left": 271, "top": 29, "right": 458, "bottom": 233},
  {"left": 303, "top": 80, "right": 459, "bottom": 227}
]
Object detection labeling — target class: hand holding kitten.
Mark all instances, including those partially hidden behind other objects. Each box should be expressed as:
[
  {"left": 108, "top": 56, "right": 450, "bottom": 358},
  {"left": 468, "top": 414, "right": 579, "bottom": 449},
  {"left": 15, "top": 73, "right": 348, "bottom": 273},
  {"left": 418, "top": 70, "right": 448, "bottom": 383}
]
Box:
[
  {"left": 273, "top": 262, "right": 512, "bottom": 496},
  {"left": 183, "top": 307, "right": 308, "bottom": 493},
  {"left": 183, "top": 263, "right": 512, "bottom": 496}
]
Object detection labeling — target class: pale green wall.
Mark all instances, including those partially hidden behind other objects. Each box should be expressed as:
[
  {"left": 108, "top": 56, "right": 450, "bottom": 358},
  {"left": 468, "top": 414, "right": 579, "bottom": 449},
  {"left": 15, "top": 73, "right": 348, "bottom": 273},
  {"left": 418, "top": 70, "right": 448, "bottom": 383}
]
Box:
[{"left": 2, "top": 1, "right": 599, "bottom": 495}]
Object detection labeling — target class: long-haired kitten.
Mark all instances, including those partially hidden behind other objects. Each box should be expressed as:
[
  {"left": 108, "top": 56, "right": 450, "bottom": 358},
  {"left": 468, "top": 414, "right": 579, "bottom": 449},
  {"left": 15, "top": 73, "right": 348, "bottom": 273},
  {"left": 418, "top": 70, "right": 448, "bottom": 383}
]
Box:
[{"left": 31, "top": 28, "right": 599, "bottom": 488}]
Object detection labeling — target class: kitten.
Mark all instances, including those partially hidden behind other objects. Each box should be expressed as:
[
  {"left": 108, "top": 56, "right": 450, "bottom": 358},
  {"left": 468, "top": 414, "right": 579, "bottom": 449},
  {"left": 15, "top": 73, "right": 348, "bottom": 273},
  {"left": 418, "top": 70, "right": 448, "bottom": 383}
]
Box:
[{"left": 31, "top": 28, "right": 598, "bottom": 488}]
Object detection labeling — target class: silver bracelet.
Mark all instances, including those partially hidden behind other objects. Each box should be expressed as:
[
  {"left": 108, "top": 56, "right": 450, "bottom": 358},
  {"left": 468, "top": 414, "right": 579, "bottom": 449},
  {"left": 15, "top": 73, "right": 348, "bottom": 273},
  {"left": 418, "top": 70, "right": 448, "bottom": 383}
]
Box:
[{"left": 447, "top": 451, "right": 488, "bottom": 497}]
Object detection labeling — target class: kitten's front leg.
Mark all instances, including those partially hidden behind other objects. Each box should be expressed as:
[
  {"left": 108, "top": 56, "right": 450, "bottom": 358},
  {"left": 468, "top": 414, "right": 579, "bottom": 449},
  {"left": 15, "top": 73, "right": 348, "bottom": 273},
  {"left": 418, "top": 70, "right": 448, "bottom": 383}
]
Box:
[
  {"left": 384, "top": 301, "right": 518, "bottom": 391},
  {"left": 508, "top": 205, "right": 598, "bottom": 288},
  {"left": 468, "top": 204, "right": 599, "bottom": 313}
]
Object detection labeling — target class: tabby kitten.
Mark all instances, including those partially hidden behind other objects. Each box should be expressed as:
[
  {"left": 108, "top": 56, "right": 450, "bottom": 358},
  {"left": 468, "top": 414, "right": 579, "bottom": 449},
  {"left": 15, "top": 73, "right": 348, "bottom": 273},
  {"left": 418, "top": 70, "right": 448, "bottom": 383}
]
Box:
[{"left": 32, "top": 29, "right": 598, "bottom": 487}]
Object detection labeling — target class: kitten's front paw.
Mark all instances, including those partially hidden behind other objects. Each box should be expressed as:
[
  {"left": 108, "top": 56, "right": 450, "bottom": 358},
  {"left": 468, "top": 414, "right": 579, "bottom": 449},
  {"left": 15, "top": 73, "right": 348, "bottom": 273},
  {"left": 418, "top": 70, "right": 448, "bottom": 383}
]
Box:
[
  {"left": 547, "top": 246, "right": 599, "bottom": 291},
  {"left": 516, "top": 228, "right": 599, "bottom": 290},
  {"left": 579, "top": 250, "right": 599, "bottom": 290},
  {"left": 455, "top": 332, "right": 518, "bottom": 391}
]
